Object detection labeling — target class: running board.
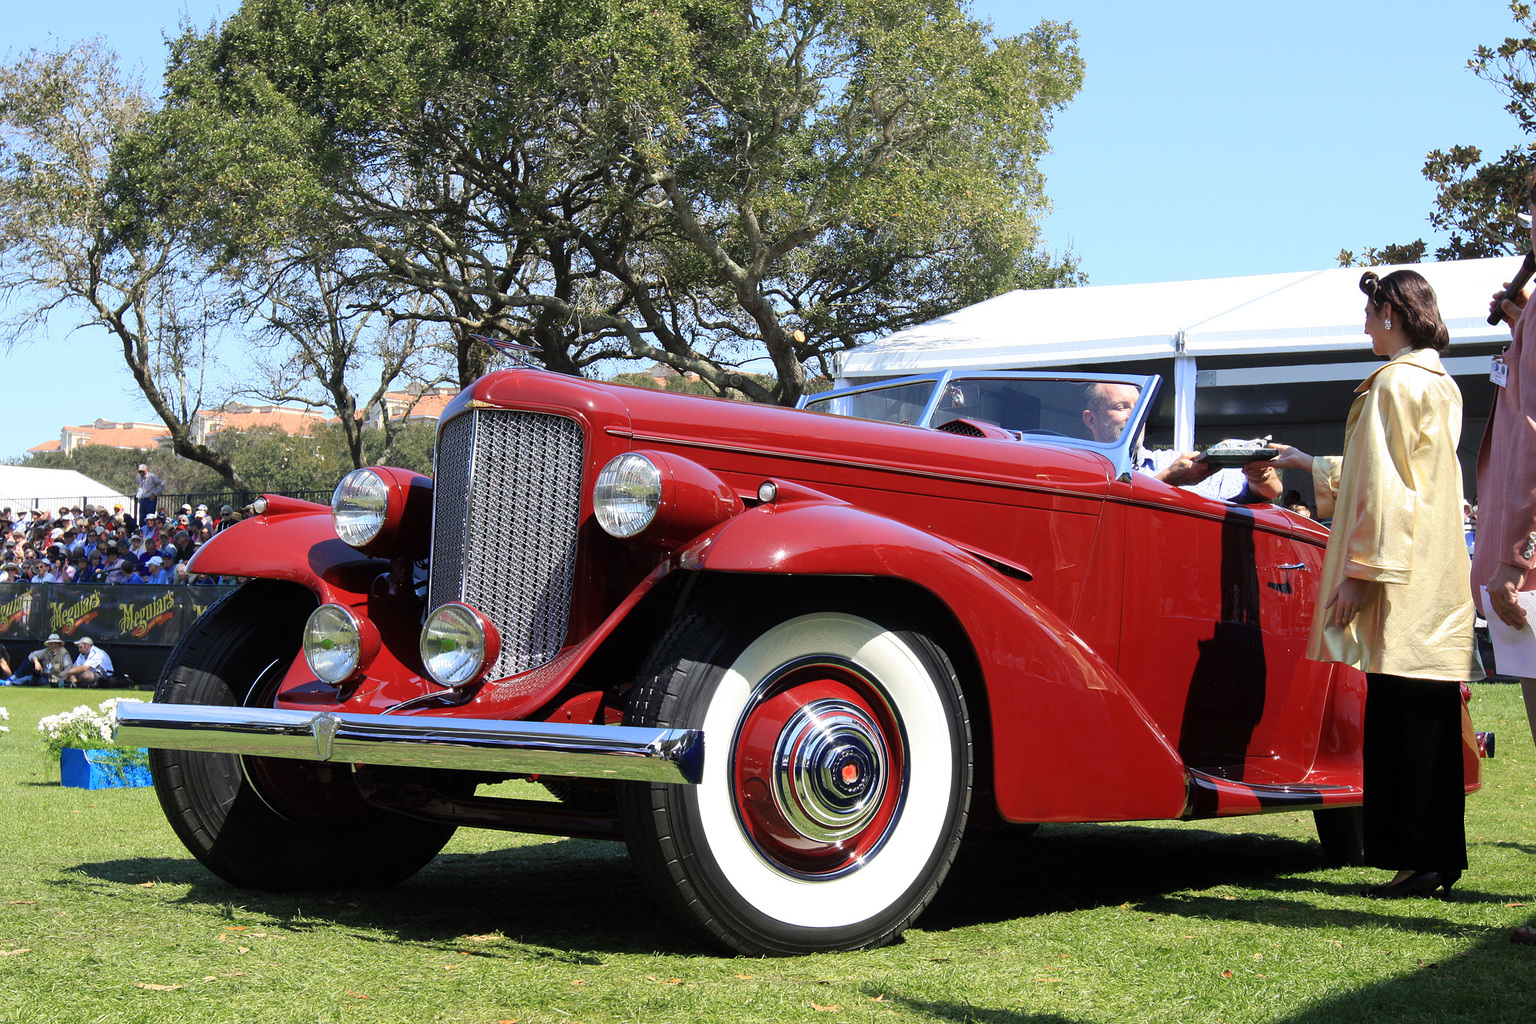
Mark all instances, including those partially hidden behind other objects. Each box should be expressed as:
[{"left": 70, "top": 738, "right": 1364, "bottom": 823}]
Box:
[{"left": 1183, "top": 768, "right": 1361, "bottom": 819}]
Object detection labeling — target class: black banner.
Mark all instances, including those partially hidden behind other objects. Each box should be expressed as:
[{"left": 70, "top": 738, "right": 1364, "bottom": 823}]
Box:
[{"left": 0, "top": 583, "right": 233, "bottom": 647}]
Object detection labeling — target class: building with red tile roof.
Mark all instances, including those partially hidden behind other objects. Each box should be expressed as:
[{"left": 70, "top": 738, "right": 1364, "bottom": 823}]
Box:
[
  {"left": 373, "top": 387, "right": 459, "bottom": 426},
  {"left": 29, "top": 420, "right": 172, "bottom": 455},
  {"left": 30, "top": 386, "right": 464, "bottom": 456}
]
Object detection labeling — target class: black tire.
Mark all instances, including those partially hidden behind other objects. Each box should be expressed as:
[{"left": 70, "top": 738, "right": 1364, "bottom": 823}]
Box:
[
  {"left": 149, "top": 580, "right": 459, "bottom": 890},
  {"left": 1314, "top": 806, "right": 1367, "bottom": 867},
  {"left": 619, "top": 603, "right": 972, "bottom": 955}
]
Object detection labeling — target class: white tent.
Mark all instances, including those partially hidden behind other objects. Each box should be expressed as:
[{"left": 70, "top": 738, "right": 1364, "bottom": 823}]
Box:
[
  {"left": 0, "top": 467, "right": 131, "bottom": 513},
  {"left": 842, "top": 256, "right": 1523, "bottom": 451}
]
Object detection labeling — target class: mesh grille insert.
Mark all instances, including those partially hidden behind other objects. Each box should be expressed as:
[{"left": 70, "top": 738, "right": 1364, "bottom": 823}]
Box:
[{"left": 428, "top": 409, "right": 585, "bottom": 678}]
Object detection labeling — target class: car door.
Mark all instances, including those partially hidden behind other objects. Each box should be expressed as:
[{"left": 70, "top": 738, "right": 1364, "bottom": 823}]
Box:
[{"left": 1116, "top": 477, "right": 1327, "bottom": 783}]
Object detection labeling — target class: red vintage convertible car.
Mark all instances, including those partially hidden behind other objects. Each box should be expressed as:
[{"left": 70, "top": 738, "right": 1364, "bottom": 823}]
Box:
[{"left": 115, "top": 366, "right": 1483, "bottom": 955}]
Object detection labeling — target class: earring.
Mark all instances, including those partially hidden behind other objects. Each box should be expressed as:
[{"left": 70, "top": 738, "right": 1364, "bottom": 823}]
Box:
[{"left": 1385, "top": 317, "right": 1392, "bottom": 330}]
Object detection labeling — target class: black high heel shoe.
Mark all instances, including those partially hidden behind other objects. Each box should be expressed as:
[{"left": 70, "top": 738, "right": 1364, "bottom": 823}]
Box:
[{"left": 1364, "top": 869, "right": 1461, "bottom": 900}]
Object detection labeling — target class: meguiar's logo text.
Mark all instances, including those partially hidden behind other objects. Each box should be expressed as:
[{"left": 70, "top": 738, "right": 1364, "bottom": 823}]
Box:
[
  {"left": 120, "top": 592, "right": 177, "bottom": 638},
  {"left": 49, "top": 591, "right": 102, "bottom": 634},
  {"left": 2, "top": 591, "right": 30, "bottom": 630}
]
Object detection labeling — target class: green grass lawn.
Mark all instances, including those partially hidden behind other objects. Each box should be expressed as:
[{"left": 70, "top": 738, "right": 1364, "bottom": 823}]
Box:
[{"left": 0, "top": 684, "right": 1532, "bottom": 1024}]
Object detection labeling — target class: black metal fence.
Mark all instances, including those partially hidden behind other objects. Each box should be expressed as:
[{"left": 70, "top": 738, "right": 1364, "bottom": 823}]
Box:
[
  {"left": 8, "top": 489, "right": 334, "bottom": 520},
  {"left": 147, "top": 489, "right": 333, "bottom": 518}
]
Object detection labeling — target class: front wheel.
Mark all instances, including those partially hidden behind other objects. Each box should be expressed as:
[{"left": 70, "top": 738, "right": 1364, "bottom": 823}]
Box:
[
  {"left": 150, "top": 580, "right": 460, "bottom": 890},
  {"left": 620, "top": 604, "right": 972, "bottom": 954}
]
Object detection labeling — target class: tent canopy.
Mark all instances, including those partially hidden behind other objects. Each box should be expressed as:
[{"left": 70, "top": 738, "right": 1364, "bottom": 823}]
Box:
[
  {"left": 843, "top": 256, "right": 1522, "bottom": 376},
  {"left": 0, "top": 467, "right": 130, "bottom": 513},
  {"left": 841, "top": 257, "right": 1521, "bottom": 455}
]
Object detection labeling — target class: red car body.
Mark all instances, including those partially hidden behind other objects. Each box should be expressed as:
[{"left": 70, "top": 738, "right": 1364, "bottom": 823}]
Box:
[{"left": 116, "top": 366, "right": 1483, "bottom": 955}]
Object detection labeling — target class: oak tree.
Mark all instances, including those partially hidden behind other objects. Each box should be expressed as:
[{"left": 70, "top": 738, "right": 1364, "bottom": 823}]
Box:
[{"left": 144, "top": 0, "right": 1085, "bottom": 404}]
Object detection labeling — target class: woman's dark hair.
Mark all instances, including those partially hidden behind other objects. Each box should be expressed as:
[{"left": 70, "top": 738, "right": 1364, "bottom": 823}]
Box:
[{"left": 1359, "top": 269, "right": 1450, "bottom": 352}]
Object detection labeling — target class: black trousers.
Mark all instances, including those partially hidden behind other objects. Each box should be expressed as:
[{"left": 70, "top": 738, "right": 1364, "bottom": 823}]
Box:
[{"left": 1363, "top": 673, "right": 1467, "bottom": 872}]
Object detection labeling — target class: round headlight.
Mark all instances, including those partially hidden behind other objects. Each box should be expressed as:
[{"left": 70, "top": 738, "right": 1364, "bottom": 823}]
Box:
[
  {"left": 594, "top": 453, "right": 662, "bottom": 538},
  {"left": 420, "top": 602, "right": 500, "bottom": 687},
  {"left": 304, "top": 604, "right": 363, "bottom": 684},
  {"left": 331, "top": 469, "right": 389, "bottom": 548}
]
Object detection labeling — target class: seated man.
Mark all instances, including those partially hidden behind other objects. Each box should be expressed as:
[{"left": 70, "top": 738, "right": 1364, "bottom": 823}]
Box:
[
  {"left": 1082, "top": 382, "right": 1281, "bottom": 503},
  {"left": 13, "top": 634, "right": 72, "bottom": 687},
  {"left": 57, "top": 636, "right": 113, "bottom": 688}
]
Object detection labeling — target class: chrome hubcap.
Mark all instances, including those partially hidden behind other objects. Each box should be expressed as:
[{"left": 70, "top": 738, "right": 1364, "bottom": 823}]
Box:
[{"left": 770, "top": 698, "right": 890, "bottom": 844}]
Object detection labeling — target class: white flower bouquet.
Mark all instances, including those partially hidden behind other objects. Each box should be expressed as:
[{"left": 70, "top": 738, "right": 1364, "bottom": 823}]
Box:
[{"left": 36, "top": 698, "right": 147, "bottom": 775}]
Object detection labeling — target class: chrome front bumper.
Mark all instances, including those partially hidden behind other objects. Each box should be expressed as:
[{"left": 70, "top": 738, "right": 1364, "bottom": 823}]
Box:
[{"left": 113, "top": 702, "right": 704, "bottom": 785}]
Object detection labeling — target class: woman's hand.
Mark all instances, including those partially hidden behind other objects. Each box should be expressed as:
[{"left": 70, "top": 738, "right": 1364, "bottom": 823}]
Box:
[
  {"left": 1266, "top": 443, "right": 1313, "bottom": 471},
  {"left": 1324, "top": 576, "right": 1376, "bottom": 628}
]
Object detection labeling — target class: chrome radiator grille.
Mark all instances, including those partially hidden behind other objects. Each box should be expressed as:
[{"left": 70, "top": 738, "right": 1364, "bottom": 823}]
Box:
[{"left": 428, "top": 409, "right": 586, "bottom": 678}]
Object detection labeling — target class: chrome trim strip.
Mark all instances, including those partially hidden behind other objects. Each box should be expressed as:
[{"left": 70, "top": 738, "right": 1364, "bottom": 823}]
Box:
[
  {"left": 608, "top": 430, "right": 1110, "bottom": 506},
  {"left": 115, "top": 702, "right": 704, "bottom": 785}
]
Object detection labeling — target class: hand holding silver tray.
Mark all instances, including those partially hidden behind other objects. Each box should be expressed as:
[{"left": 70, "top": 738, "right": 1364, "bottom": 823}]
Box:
[{"left": 1196, "top": 436, "right": 1276, "bottom": 467}]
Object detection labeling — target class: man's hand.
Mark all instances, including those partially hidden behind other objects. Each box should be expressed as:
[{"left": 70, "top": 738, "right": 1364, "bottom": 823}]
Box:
[
  {"left": 1491, "top": 280, "right": 1529, "bottom": 328},
  {"left": 1242, "top": 460, "right": 1283, "bottom": 500},
  {"left": 1323, "top": 576, "right": 1376, "bottom": 628},
  {"left": 1487, "top": 561, "right": 1529, "bottom": 629},
  {"left": 1157, "top": 452, "right": 1217, "bottom": 486}
]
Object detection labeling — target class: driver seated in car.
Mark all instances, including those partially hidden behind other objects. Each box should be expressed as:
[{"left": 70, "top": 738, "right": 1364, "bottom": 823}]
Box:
[{"left": 1082, "top": 382, "right": 1282, "bottom": 504}]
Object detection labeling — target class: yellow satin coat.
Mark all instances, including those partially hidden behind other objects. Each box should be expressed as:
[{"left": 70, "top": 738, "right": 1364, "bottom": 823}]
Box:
[{"left": 1306, "top": 347, "right": 1482, "bottom": 680}]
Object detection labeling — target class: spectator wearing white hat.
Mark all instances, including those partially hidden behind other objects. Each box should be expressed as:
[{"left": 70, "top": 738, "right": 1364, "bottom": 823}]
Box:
[
  {"left": 141, "top": 555, "right": 172, "bottom": 585},
  {"left": 58, "top": 637, "right": 113, "bottom": 688}
]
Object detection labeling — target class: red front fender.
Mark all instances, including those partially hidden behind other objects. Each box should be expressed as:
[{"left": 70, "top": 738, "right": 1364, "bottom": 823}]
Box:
[
  {"left": 188, "top": 497, "right": 388, "bottom": 607},
  {"left": 690, "top": 501, "right": 1190, "bottom": 823}
]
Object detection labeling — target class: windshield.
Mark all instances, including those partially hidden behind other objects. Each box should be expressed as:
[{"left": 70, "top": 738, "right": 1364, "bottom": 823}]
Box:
[{"left": 803, "top": 376, "right": 1147, "bottom": 444}]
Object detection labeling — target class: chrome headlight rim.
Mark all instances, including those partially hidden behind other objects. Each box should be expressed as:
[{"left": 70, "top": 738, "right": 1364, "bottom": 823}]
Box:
[
  {"left": 303, "top": 603, "right": 364, "bottom": 685},
  {"left": 331, "top": 468, "right": 390, "bottom": 549},
  {"left": 594, "top": 452, "right": 662, "bottom": 539},
  {"left": 420, "top": 602, "right": 501, "bottom": 689}
]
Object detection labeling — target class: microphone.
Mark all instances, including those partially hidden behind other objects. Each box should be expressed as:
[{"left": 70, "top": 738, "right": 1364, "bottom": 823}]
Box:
[{"left": 1488, "top": 250, "right": 1536, "bottom": 326}]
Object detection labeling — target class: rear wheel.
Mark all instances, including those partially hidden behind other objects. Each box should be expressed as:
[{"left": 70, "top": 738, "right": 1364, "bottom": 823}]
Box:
[
  {"left": 620, "top": 603, "right": 972, "bottom": 954},
  {"left": 150, "top": 580, "right": 459, "bottom": 890},
  {"left": 1313, "top": 806, "right": 1366, "bottom": 867}
]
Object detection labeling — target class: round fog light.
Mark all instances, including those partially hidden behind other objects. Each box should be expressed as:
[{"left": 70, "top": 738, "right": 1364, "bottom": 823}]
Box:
[
  {"left": 304, "top": 604, "right": 363, "bottom": 684},
  {"left": 420, "top": 603, "right": 501, "bottom": 687}
]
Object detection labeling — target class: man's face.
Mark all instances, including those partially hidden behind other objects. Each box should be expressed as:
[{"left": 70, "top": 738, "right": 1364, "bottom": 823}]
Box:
[{"left": 1083, "top": 383, "right": 1141, "bottom": 444}]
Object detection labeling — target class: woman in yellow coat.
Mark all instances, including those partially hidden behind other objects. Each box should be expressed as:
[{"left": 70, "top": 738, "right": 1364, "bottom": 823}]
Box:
[{"left": 1273, "top": 269, "right": 1481, "bottom": 898}]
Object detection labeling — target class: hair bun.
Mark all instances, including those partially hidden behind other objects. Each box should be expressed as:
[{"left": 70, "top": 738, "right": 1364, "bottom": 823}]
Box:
[{"left": 1359, "top": 270, "right": 1381, "bottom": 299}]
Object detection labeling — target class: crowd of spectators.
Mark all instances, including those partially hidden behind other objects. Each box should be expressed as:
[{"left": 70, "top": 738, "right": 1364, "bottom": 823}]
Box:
[{"left": 0, "top": 496, "right": 243, "bottom": 586}]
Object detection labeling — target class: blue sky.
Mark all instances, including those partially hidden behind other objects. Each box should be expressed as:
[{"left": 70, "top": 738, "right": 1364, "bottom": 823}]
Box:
[{"left": 0, "top": 0, "right": 1524, "bottom": 461}]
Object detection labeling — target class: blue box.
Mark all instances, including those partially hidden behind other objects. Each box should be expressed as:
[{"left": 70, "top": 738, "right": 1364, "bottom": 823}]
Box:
[{"left": 59, "top": 747, "right": 152, "bottom": 789}]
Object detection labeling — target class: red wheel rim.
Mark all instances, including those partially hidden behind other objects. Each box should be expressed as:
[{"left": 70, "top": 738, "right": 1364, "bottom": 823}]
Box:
[{"left": 730, "top": 659, "right": 907, "bottom": 877}]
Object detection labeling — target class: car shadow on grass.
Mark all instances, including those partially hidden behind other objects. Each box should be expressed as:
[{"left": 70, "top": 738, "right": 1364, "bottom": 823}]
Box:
[
  {"left": 60, "top": 838, "right": 705, "bottom": 956},
  {"left": 61, "top": 823, "right": 1345, "bottom": 956},
  {"left": 59, "top": 821, "right": 1535, "bottom": 967},
  {"left": 921, "top": 821, "right": 1326, "bottom": 928}
]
